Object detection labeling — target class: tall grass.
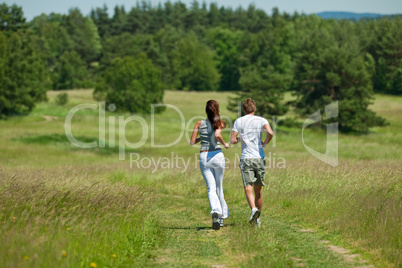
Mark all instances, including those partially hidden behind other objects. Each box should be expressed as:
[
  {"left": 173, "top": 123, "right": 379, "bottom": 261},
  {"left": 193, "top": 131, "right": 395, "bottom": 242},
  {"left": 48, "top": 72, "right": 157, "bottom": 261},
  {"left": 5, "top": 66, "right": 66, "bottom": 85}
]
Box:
[
  {"left": 0, "top": 166, "right": 161, "bottom": 267},
  {"left": 262, "top": 160, "right": 401, "bottom": 266},
  {"left": 149, "top": 160, "right": 401, "bottom": 266},
  {"left": 0, "top": 89, "right": 401, "bottom": 266}
]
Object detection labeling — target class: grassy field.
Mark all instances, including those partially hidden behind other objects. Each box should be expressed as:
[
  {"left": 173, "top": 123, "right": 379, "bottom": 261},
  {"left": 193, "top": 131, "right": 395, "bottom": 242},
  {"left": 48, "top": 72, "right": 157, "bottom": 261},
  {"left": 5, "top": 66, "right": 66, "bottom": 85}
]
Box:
[{"left": 0, "top": 89, "right": 401, "bottom": 267}]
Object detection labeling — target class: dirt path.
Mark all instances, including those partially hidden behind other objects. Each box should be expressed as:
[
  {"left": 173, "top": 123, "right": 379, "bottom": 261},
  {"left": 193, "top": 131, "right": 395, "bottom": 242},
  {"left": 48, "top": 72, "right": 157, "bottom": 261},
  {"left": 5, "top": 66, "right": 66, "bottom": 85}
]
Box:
[{"left": 147, "top": 188, "right": 372, "bottom": 267}]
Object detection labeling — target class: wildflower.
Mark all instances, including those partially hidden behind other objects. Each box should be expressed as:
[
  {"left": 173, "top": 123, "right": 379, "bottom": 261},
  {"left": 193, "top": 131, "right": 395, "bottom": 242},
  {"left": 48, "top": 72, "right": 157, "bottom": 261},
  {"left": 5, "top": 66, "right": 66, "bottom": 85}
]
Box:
[
  {"left": 67, "top": 228, "right": 70, "bottom": 231},
  {"left": 13, "top": 217, "right": 15, "bottom": 220},
  {"left": 24, "top": 256, "right": 29, "bottom": 260},
  {"left": 62, "top": 250, "right": 67, "bottom": 257},
  {"left": 90, "top": 262, "right": 97, "bottom": 268},
  {"left": 112, "top": 254, "right": 116, "bottom": 258}
]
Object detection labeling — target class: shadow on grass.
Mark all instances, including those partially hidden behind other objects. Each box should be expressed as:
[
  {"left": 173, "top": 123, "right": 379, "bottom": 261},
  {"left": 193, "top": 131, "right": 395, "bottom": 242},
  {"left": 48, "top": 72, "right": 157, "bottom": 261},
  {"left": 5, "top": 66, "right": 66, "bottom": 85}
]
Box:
[
  {"left": 161, "top": 226, "right": 211, "bottom": 231},
  {"left": 14, "top": 133, "right": 138, "bottom": 155},
  {"left": 161, "top": 223, "right": 236, "bottom": 231}
]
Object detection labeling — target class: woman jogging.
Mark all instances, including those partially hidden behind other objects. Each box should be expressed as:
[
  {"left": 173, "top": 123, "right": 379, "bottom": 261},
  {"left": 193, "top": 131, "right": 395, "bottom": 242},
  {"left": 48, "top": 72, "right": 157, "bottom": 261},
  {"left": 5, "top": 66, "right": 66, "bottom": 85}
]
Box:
[{"left": 190, "top": 100, "right": 230, "bottom": 230}]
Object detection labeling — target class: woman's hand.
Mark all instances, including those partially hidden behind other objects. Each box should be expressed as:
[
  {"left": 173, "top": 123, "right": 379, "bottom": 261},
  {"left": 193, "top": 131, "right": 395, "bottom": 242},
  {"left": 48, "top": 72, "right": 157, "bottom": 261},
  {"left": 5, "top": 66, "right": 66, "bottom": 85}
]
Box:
[{"left": 215, "top": 128, "right": 229, "bottom": 149}]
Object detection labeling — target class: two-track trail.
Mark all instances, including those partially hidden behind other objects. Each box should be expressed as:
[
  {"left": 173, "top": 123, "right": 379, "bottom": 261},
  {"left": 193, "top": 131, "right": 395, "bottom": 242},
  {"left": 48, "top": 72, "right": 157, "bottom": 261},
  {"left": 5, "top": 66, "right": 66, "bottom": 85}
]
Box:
[{"left": 146, "top": 178, "right": 372, "bottom": 267}]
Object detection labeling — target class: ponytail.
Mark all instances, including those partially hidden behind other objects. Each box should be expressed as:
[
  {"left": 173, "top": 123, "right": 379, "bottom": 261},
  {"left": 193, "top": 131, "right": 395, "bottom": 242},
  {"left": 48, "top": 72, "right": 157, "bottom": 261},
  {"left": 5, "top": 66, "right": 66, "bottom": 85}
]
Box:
[{"left": 206, "top": 100, "right": 226, "bottom": 131}]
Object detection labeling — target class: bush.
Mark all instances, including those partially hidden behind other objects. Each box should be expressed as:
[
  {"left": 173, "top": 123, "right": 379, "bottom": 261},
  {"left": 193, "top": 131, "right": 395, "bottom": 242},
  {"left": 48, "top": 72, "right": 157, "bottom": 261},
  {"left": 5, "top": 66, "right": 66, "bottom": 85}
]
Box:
[
  {"left": 94, "top": 54, "right": 164, "bottom": 114},
  {"left": 55, "top": 92, "right": 68, "bottom": 105}
]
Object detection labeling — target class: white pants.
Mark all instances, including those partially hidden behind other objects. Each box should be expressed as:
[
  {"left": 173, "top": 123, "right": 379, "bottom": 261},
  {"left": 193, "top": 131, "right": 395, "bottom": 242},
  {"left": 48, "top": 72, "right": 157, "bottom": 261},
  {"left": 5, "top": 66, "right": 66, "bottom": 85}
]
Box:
[{"left": 199, "top": 150, "right": 229, "bottom": 219}]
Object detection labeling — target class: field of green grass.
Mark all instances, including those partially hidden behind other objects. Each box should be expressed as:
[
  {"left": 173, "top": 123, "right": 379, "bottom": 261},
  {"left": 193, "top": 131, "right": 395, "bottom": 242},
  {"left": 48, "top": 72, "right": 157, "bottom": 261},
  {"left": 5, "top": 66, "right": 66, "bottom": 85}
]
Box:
[{"left": 0, "top": 89, "right": 401, "bottom": 267}]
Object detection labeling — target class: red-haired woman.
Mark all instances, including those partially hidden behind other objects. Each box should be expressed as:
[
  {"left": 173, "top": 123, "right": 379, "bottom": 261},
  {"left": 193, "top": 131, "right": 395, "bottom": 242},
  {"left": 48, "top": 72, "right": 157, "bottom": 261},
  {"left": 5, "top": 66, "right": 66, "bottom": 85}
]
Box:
[{"left": 190, "top": 100, "right": 230, "bottom": 230}]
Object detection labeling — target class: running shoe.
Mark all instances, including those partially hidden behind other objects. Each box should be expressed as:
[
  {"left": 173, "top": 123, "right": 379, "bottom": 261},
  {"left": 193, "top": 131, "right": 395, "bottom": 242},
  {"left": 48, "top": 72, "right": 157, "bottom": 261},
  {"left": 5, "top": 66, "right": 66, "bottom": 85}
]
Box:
[
  {"left": 212, "top": 212, "right": 220, "bottom": 230},
  {"left": 249, "top": 207, "right": 260, "bottom": 225},
  {"left": 219, "top": 218, "right": 224, "bottom": 227}
]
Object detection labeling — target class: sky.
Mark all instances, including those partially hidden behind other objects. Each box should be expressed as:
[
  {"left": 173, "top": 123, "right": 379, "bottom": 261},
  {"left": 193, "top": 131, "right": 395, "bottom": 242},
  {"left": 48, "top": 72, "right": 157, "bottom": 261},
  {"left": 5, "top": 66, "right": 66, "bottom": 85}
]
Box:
[{"left": 5, "top": 0, "right": 402, "bottom": 21}]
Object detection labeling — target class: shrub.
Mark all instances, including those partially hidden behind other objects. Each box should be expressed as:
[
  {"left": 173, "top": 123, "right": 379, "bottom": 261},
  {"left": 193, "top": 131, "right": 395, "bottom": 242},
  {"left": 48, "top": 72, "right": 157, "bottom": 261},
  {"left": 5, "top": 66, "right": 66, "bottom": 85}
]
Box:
[
  {"left": 94, "top": 54, "right": 164, "bottom": 114},
  {"left": 55, "top": 92, "right": 68, "bottom": 105}
]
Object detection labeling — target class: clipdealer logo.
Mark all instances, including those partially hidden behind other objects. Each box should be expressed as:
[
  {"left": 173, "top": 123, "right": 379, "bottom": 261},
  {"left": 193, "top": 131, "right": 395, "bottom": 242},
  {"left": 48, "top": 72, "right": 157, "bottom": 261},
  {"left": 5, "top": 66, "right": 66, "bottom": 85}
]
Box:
[
  {"left": 302, "top": 101, "right": 339, "bottom": 167},
  {"left": 64, "top": 101, "right": 339, "bottom": 167}
]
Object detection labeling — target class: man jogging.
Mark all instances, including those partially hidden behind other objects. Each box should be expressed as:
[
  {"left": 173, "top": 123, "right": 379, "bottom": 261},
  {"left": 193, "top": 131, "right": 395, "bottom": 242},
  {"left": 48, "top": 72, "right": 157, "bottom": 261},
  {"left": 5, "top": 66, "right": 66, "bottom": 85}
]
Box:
[{"left": 230, "top": 98, "right": 274, "bottom": 226}]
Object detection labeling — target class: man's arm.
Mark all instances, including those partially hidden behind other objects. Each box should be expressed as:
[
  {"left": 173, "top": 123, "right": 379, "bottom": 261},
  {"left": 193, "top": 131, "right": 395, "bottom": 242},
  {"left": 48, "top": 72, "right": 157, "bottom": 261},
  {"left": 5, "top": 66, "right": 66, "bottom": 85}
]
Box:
[
  {"left": 230, "top": 131, "right": 240, "bottom": 144},
  {"left": 262, "top": 124, "right": 274, "bottom": 147}
]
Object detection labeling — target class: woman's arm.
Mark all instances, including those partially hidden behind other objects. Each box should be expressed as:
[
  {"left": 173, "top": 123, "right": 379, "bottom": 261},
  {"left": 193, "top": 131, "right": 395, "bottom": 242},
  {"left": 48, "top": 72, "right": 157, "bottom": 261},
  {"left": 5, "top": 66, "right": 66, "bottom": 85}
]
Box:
[
  {"left": 190, "top": 121, "right": 202, "bottom": 146},
  {"left": 215, "top": 124, "right": 230, "bottom": 149}
]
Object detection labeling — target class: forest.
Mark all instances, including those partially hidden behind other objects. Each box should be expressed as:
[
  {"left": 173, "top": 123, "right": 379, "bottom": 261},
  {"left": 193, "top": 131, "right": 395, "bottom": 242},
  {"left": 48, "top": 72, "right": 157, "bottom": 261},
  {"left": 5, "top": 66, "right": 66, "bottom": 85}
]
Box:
[{"left": 0, "top": 2, "right": 401, "bottom": 132}]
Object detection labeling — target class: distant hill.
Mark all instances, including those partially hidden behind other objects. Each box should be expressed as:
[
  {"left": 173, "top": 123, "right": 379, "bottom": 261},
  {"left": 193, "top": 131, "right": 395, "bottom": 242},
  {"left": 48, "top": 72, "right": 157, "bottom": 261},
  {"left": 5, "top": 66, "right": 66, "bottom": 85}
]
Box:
[{"left": 315, "top": 11, "right": 393, "bottom": 20}]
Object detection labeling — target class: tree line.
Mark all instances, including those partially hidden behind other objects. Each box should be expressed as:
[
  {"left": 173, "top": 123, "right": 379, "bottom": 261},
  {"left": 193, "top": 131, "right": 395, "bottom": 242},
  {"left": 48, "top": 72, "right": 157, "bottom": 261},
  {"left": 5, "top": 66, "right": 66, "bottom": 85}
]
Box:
[{"left": 1, "top": 2, "right": 400, "bottom": 131}]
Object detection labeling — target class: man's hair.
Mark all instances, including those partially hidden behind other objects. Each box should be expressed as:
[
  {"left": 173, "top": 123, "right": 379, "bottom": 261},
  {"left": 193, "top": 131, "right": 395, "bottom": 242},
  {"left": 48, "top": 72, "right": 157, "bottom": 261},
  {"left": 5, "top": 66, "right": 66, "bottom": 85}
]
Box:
[{"left": 242, "top": 98, "right": 256, "bottom": 114}]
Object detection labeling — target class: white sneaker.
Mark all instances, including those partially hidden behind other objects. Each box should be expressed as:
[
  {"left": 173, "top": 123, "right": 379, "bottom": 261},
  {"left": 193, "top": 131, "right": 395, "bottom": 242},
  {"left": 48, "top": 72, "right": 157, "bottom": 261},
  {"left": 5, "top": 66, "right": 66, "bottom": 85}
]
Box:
[
  {"left": 249, "top": 207, "right": 260, "bottom": 225},
  {"left": 219, "top": 218, "right": 224, "bottom": 227},
  {"left": 212, "top": 212, "right": 220, "bottom": 230}
]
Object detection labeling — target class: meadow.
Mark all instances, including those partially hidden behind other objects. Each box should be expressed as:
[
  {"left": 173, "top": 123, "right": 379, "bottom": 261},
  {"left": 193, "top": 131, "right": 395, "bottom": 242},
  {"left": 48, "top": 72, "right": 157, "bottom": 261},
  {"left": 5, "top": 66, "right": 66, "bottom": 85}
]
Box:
[{"left": 0, "top": 89, "right": 401, "bottom": 267}]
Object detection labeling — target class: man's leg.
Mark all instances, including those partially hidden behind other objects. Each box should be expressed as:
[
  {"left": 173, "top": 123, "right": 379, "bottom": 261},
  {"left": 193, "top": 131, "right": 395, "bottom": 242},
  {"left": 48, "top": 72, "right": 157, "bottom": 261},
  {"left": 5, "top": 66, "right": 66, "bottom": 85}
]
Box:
[
  {"left": 244, "top": 185, "right": 256, "bottom": 209},
  {"left": 240, "top": 160, "right": 260, "bottom": 224},
  {"left": 254, "top": 185, "right": 263, "bottom": 218},
  {"left": 246, "top": 184, "right": 260, "bottom": 224}
]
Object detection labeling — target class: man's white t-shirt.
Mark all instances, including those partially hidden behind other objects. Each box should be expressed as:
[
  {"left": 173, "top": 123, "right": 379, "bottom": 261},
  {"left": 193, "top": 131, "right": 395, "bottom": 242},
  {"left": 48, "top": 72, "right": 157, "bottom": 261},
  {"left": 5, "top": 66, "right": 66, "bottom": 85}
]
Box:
[{"left": 232, "top": 115, "right": 269, "bottom": 159}]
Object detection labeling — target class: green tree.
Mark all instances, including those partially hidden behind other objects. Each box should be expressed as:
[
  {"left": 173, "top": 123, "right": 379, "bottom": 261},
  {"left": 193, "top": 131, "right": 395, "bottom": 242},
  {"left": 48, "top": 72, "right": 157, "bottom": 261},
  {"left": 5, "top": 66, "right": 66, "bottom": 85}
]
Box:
[
  {"left": 151, "top": 3, "right": 166, "bottom": 33},
  {"left": 154, "top": 26, "right": 184, "bottom": 88},
  {"left": 29, "top": 13, "right": 73, "bottom": 88},
  {"left": 170, "top": 2, "right": 188, "bottom": 29},
  {"left": 373, "top": 17, "right": 402, "bottom": 95},
  {"left": 125, "top": 2, "right": 154, "bottom": 34},
  {"left": 208, "top": 3, "right": 220, "bottom": 27},
  {"left": 90, "top": 5, "right": 111, "bottom": 38},
  {"left": 94, "top": 54, "right": 164, "bottom": 113},
  {"left": 229, "top": 15, "right": 294, "bottom": 116},
  {"left": 186, "top": 0, "right": 200, "bottom": 30},
  {"left": 0, "top": 30, "right": 48, "bottom": 117},
  {"left": 101, "top": 33, "right": 160, "bottom": 67},
  {"left": 29, "top": 14, "right": 72, "bottom": 63},
  {"left": 171, "top": 33, "right": 220, "bottom": 91},
  {"left": 292, "top": 17, "right": 386, "bottom": 132},
  {"left": 54, "top": 50, "right": 90, "bottom": 89},
  {"left": 63, "top": 8, "right": 102, "bottom": 64},
  {"left": 0, "top": 3, "right": 26, "bottom": 31},
  {"left": 206, "top": 27, "right": 243, "bottom": 91},
  {"left": 110, "top": 5, "right": 127, "bottom": 36},
  {"left": 245, "top": 4, "right": 270, "bottom": 33},
  {"left": 101, "top": 32, "right": 168, "bottom": 90}
]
